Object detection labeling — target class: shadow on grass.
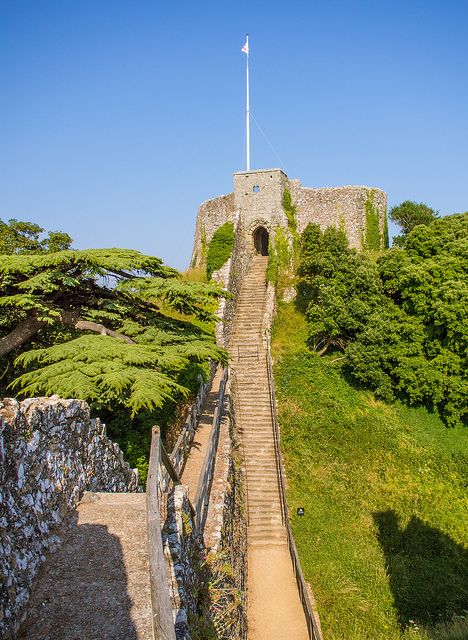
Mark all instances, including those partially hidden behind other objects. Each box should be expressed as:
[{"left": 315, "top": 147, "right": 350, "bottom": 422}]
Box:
[{"left": 373, "top": 510, "right": 468, "bottom": 632}]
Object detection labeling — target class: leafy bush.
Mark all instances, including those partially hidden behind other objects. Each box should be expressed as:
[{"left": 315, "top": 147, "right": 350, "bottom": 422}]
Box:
[
  {"left": 297, "top": 215, "right": 468, "bottom": 426},
  {"left": 206, "top": 222, "right": 234, "bottom": 279}
]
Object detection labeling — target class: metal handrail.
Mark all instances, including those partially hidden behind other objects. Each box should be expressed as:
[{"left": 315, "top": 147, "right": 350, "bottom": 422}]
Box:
[
  {"left": 265, "top": 338, "right": 287, "bottom": 526},
  {"left": 264, "top": 333, "right": 323, "bottom": 640},
  {"left": 194, "top": 367, "right": 229, "bottom": 531},
  {"left": 170, "top": 368, "right": 215, "bottom": 477}
]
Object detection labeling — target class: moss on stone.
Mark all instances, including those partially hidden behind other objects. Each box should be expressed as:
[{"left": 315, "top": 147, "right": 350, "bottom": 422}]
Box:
[{"left": 206, "top": 222, "right": 234, "bottom": 279}]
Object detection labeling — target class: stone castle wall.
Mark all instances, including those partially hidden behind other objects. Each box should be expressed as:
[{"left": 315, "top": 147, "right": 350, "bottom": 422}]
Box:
[
  {"left": 0, "top": 396, "right": 138, "bottom": 638},
  {"left": 289, "top": 180, "right": 387, "bottom": 249},
  {"left": 190, "top": 169, "right": 387, "bottom": 268},
  {"left": 190, "top": 193, "right": 235, "bottom": 267}
]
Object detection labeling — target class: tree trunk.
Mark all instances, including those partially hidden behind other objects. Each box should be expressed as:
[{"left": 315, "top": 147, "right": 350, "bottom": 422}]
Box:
[
  {"left": 0, "top": 314, "right": 46, "bottom": 357},
  {"left": 0, "top": 310, "right": 134, "bottom": 358}
]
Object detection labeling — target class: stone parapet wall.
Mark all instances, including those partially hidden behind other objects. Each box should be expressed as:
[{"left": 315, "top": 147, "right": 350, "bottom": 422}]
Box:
[
  {"left": 0, "top": 396, "right": 138, "bottom": 638},
  {"left": 191, "top": 171, "right": 388, "bottom": 268},
  {"left": 190, "top": 193, "right": 235, "bottom": 268},
  {"left": 288, "top": 180, "right": 387, "bottom": 249}
]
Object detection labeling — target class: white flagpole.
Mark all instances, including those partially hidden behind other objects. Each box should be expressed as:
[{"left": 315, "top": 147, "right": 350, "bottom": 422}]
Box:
[{"left": 245, "top": 34, "right": 250, "bottom": 171}]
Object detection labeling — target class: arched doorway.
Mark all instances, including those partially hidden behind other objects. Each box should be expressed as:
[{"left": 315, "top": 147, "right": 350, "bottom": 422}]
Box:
[{"left": 253, "top": 226, "right": 269, "bottom": 256}]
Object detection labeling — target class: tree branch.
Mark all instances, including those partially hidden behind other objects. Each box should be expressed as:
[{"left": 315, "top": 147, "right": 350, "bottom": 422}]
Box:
[
  {"left": 0, "top": 309, "right": 135, "bottom": 357},
  {"left": 0, "top": 313, "right": 46, "bottom": 357},
  {"left": 60, "top": 310, "right": 135, "bottom": 344}
]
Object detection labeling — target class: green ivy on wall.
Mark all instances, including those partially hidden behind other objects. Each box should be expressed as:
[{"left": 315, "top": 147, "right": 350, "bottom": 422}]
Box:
[
  {"left": 267, "top": 226, "right": 293, "bottom": 298},
  {"left": 282, "top": 187, "right": 297, "bottom": 234},
  {"left": 364, "top": 190, "right": 382, "bottom": 251},
  {"left": 383, "top": 210, "right": 389, "bottom": 249},
  {"left": 206, "top": 222, "right": 235, "bottom": 279}
]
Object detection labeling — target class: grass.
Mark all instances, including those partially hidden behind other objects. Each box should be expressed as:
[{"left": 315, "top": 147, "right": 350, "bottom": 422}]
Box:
[{"left": 271, "top": 304, "right": 468, "bottom": 640}]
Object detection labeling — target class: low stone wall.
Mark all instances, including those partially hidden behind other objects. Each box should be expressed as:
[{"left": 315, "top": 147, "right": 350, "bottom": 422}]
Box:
[
  {"left": 223, "top": 218, "right": 252, "bottom": 348},
  {"left": 163, "top": 485, "right": 200, "bottom": 640},
  {"left": 211, "top": 213, "right": 252, "bottom": 348},
  {"left": 0, "top": 396, "right": 138, "bottom": 639}
]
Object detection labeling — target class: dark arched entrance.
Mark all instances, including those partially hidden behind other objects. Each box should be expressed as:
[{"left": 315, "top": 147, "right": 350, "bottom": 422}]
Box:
[{"left": 253, "top": 226, "right": 269, "bottom": 256}]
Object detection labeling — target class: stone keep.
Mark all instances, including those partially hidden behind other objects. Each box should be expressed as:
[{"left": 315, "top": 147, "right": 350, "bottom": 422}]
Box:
[{"left": 191, "top": 168, "right": 387, "bottom": 266}]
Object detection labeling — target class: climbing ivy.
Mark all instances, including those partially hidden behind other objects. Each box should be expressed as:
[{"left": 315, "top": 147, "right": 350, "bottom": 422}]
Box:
[
  {"left": 383, "top": 209, "right": 389, "bottom": 249},
  {"left": 267, "top": 226, "right": 293, "bottom": 298},
  {"left": 283, "top": 185, "right": 301, "bottom": 270},
  {"left": 206, "top": 222, "right": 235, "bottom": 279},
  {"left": 364, "top": 190, "right": 382, "bottom": 251},
  {"left": 282, "top": 186, "right": 297, "bottom": 234}
]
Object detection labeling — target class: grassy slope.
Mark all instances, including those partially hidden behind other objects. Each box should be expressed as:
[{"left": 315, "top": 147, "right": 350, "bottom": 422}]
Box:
[{"left": 272, "top": 305, "right": 468, "bottom": 640}]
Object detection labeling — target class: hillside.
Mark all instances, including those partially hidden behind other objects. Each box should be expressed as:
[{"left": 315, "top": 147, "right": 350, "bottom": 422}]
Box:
[{"left": 272, "top": 304, "right": 468, "bottom": 640}]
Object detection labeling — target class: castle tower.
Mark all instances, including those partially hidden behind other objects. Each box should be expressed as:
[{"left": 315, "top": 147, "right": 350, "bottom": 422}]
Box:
[
  {"left": 233, "top": 169, "right": 288, "bottom": 256},
  {"left": 191, "top": 168, "right": 387, "bottom": 270}
]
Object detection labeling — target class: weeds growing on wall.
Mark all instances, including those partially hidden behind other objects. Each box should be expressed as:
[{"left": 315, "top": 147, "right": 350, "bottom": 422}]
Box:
[
  {"left": 282, "top": 186, "right": 298, "bottom": 235},
  {"left": 266, "top": 226, "right": 293, "bottom": 298},
  {"left": 365, "top": 189, "right": 382, "bottom": 251},
  {"left": 206, "top": 222, "right": 235, "bottom": 279},
  {"left": 383, "top": 209, "right": 389, "bottom": 249},
  {"left": 266, "top": 187, "right": 300, "bottom": 299}
]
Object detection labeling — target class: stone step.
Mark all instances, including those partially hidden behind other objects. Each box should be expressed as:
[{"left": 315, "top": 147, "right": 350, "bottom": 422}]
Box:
[{"left": 248, "top": 529, "right": 287, "bottom": 544}]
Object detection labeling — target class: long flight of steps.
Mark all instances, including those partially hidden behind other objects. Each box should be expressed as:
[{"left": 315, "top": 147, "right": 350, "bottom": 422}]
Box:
[{"left": 229, "top": 255, "right": 309, "bottom": 640}]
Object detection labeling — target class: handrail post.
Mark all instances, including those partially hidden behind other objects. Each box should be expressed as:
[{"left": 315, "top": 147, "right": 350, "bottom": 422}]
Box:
[{"left": 146, "top": 427, "right": 177, "bottom": 640}]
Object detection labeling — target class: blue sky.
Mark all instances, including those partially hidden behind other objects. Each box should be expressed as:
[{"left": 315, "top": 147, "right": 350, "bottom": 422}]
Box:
[{"left": 1, "top": 1, "right": 467, "bottom": 269}]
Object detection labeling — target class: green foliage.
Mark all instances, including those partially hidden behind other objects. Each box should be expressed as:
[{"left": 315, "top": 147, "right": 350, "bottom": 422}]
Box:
[
  {"left": 1, "top": 246, "right": 226, "bottom": 416},
  {"left": 272, "top": 304, "right": 468, "bottom": 640},
  {"left": 364, "top": 190, "right": 382, "bottom": 251},
  {"left": 297, "top": 215, "right": 467, "bottom": 427},
  {"left": 389, "top": 201, "right": 438, "bottom": 245},
  {"left": 297, "top": 224, "right": 384, "bottom": 352},
  {"left": 0, "top": 218, "right": 72, "bottom": 254},
  {"left": 206, "top": 222, "right": 234, "bottom": 279},
  {"left": 266, "top": 226, "right": 292, "bottom": 298},
  {"left": 282, "top": 186, "right": 297, "bottom": 234}
]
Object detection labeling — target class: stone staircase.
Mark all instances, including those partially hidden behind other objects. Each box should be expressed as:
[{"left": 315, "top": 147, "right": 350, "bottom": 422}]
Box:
[
  {"left": 230, "top": 256, "right": 285, "bottom": 546},
  {"left": 230, "top": 255, "right": 309, "bottom": 639}
]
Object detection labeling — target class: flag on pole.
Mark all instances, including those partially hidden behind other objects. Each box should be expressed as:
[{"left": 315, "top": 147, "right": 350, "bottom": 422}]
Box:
[{"left": 242, "top": 36, "right": 249, "bottom": 55}]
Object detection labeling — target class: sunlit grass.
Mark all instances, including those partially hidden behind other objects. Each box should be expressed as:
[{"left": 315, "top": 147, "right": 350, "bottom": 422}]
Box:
[{"left": 272, "top": 304, "right": 468, "bottom": 640}]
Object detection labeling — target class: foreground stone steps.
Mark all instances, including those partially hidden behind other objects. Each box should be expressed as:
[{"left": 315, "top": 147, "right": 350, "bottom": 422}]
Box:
[{"left": 18, "top": 492, "right": 152, "bottom": 640}]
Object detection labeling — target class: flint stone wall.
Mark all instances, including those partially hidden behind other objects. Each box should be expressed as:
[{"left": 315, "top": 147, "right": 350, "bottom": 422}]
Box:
[
  {"left": 163, "top": 485, "right": 200, "bottom": 640},
  {"left": 190, "top": 193, "right": 235, "bottom": 268},
  {"left": 204, "top": 380, "right": 247, "bottom": 639},
  {"left": 211, "top": 213, "right": 252, "bottom": 348},
  {"left": 0, "top": 396, "right": 138, "bottom": 638}
]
